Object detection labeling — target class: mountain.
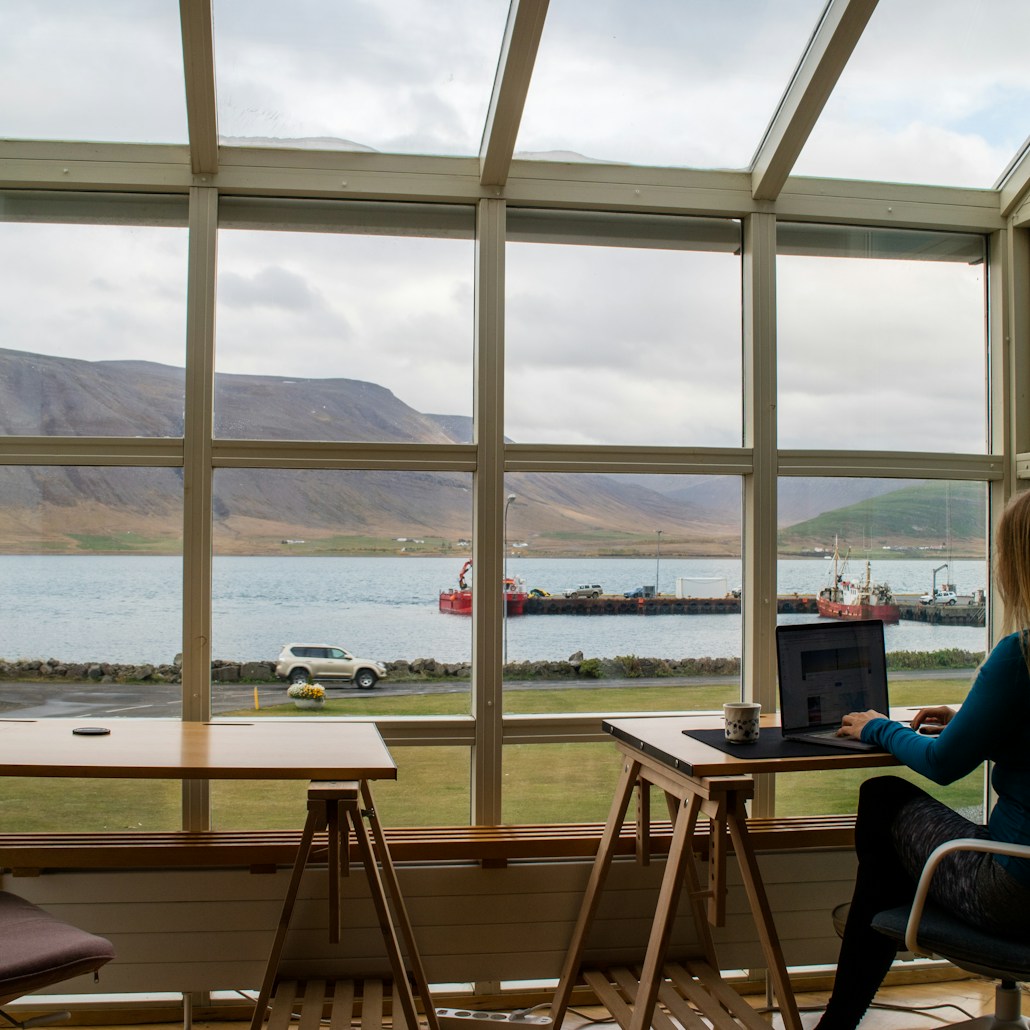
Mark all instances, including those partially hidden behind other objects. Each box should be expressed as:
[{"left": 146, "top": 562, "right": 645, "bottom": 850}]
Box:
[
  {"left": 0, "top": 349, "right": 733, "bottom": 555},
  {"left": 606, "top": 474, "right": 917, "bottom": 527},
  {"left": 777, "top": 481, "right": 986, "bottom": 557},
  {"left": 0, "top": 348, "right": 985, "bottom": 558}
]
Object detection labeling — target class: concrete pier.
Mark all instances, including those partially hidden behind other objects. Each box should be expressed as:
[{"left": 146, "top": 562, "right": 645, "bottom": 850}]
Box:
[{"left": 521, "top": 594, "right": 985, "bottom": 626}]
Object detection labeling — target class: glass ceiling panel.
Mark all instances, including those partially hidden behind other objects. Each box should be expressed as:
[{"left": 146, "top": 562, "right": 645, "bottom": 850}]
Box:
[
  {"left": 793, "top": 0, "right": 1030, "bottom": 189},
  {"left": 0, "top": 0, "right": 187, "bottom": 145},
  {"left": 515, "top": 0, "right": 827, "bottom": 169},
  {"left": 213, "top": 0, "right": 509, "bottom": 156}
]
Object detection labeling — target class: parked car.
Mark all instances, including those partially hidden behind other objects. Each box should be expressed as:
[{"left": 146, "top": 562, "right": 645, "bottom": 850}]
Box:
[
  {"left": 919, "top": 590, "right": 958, "bottom": 606},
  {"left": 623, "top": 585, "right": 656, "bottom": 598},
  {"left": 563, "top": 584, "right": 603, "bottom": 598},
  {"left": 274, "top": 644, "right": 387, "bottom": 689}
]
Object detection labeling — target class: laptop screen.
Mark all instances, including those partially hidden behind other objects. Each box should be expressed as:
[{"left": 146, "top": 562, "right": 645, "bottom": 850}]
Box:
[{"left": 776, "top": 620, "right": 888, "bottom": 734}]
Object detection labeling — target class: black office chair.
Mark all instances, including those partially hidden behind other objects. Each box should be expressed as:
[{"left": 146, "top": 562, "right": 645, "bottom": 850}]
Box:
[
  {"left": 0, "top": 891, "right": 115, "bottom": 1029},
  {"left": 872, "top": 838, "right": 1030, "bottom": 1030}
]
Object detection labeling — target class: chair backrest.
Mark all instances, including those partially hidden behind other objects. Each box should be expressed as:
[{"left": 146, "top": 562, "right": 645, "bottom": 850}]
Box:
[{"left": 0, "top": 892, "right": 115, "bottom": 1006}]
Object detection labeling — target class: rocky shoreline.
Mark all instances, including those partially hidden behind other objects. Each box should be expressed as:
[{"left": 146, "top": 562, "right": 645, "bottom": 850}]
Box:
[
  {"left": 0, "top": 646, "right": 983, "bottom": 685},
  {"left": 0, "top": 652, "right": 742, "bottom": 684}
]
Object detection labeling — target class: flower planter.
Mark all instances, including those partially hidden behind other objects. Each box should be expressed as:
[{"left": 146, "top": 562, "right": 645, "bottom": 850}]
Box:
[{"left": 293, "top": 699, "right": 324, "bottom": 710}]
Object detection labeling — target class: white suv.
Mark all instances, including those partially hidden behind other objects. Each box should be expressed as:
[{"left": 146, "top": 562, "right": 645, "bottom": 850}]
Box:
[
  {"left": 275, "top": 644, "right": 387, "bottom": 689},
  {"left": 919, "top": 590, "right": 958, "bottom": 606},
  {"left": 563, "top": 584, "right": 603, "bottom": 598}
]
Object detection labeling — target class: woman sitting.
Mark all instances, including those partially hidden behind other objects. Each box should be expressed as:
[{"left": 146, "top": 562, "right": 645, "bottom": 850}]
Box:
[{"left": 817, "top": 489, "right": 1030, "bottom": 1030}]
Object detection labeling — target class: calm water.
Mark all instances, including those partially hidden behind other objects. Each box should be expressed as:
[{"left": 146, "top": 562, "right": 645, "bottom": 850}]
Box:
[{"left": 0, "top": 554, "right": 988, "bottom": 665}]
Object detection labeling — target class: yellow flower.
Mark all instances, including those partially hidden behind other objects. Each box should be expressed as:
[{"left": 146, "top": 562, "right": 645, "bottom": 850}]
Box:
[{"left": 287, "top": 682, "right": 326, "bottom": 701}]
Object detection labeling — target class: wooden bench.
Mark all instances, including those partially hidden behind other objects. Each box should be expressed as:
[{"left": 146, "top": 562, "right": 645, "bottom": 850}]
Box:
[{"left": 0, "top": 817, "right": 855, "bottom": 876}]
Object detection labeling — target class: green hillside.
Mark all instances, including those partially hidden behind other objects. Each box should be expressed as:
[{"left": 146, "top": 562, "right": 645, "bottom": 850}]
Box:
[{"left": 778, "top": 481, "right": 986, "bottom": 558}]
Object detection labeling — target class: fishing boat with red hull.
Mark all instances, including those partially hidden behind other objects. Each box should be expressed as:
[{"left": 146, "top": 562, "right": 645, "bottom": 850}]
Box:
[
  {"left": 439, "top": 559, "right": 527, "bottom": 616},
  {"left": 817, "top": 539, "right": 900, "bottom": 624}
]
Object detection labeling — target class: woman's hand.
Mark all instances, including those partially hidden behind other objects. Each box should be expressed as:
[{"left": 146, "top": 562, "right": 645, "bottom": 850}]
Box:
[
  {"left": 910, "top": 705, "right": 955, "bottom": 735},
  {"left": 836, "top": 710, "right": 888, "bottom": 739}
]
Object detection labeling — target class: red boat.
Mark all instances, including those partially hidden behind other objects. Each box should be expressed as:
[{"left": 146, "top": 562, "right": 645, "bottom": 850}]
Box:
[
  {"left": 439, "top": 559, "right": 527, "bottom": 616},
  {"left": 817, "top": 539, "right": 900, "bottom": 624}
]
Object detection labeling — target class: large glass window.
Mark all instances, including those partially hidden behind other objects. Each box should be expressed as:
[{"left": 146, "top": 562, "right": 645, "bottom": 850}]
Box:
[
  {"left": 0, "top": 193, "right": 189, "bottom": 437},
  {"left": 792, "top": 0, "right": 1030, "bottom": 189},
  {"left": 215, "top": 200, "right": 475, "bottom": 441},
  {"left": 506, "top": 211, "right": 743, "bottom": 446},
  {"left": 0, "top": 1, "right": 188, "bottom": 144},
  {"left": 501, "top": 472, "right": 742, "bottom": 716},
  {"left": 210, "top": 468, "right": 473, "bottom": 718},
  {"left": 0, "top": 464, "right": 184, "bottom": 831},
  {"left": 515, "top": 0, "right": 826, "bottom": 170},
  {"left": 775, "top": 476, "right": 989, "bottom": 817},
  {"left": 777, "top": 225, "right": 987, "bottom": 453},
  {"left": 212, "top": 0, "right": 508, "bottom": 156}
]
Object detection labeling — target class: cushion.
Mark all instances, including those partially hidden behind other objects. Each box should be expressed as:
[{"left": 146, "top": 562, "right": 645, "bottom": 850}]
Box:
[
  {"left": 872, "top": 902, "right": 1030, "bottom": 981},
  {"left": 0, "top": 892, "right": 115, "bottom": 1005}
]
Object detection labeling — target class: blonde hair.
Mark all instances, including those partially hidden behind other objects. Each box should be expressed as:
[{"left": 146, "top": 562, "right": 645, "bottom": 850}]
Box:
[{"left": 995, "top": 491, "right": 1030, "bottom": 648}]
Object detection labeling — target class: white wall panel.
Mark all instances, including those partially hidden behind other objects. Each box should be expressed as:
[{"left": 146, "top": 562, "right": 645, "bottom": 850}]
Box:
[{"left": 2, "top": 849, "right": 856, "bottom": 997}]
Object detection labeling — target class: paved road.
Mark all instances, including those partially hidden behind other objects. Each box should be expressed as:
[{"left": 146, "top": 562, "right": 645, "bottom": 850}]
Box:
[{"left": 0, "top": 668, "right": 974, "bottom": 720}]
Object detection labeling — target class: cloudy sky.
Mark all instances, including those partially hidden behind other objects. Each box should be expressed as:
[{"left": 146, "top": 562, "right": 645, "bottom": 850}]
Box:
[{"left": 1, "top": 0, "right": 1026, "bottom": 451}]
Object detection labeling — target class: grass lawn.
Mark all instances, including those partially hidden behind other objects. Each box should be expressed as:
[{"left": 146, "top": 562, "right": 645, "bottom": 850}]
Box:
[{"left": 0, "top": 676, "right": 981, "bottom": 830}]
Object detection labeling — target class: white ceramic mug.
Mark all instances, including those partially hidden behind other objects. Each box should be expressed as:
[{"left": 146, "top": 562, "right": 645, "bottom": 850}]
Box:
[{"left": 724, "top": 702, "right": 761, "bottom": 744}]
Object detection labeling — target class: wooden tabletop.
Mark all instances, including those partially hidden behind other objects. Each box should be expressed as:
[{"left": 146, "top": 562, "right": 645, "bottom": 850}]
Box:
[
  {"left": 604, "top": 714, "right": 903, "bottom": 779},
  {"left": 0, "top": 718, "right": 397, "bottom": 781}
]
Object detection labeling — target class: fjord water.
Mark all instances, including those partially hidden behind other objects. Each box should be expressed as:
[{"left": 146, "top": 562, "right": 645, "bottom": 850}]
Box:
[{"left": 0, "top": 554, "right": 987, "bottom": 666}]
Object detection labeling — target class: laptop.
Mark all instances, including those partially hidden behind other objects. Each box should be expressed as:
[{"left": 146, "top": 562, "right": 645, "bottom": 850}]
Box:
[{"left": 775, "top": 619, "right": 889, "bottom": 751}]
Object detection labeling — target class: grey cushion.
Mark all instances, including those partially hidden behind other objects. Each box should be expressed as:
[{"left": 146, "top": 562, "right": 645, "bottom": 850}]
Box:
[
  {"left": 0, "top": 891, "right": 115, "bottom": 1005},
  {"left": 872, "top": 903, "right": 1030, "bottom": 982}
]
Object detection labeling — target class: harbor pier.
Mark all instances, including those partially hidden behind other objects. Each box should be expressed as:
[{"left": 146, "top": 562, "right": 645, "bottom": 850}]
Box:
[{"left": 521, "top": 594, "right": 985, "bottom": 626}]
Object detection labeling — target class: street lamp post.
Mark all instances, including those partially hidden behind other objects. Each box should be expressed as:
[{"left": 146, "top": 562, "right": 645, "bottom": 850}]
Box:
[
  {"left": 504, "top": 494, "right": 516, "bottom": 665},
  {"left": 655, "top": 529, "right": 662, "bottom": 596}
]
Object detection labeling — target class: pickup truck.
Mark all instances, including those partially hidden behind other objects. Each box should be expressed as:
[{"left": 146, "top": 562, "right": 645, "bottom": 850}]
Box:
[
  {"left": 563, "top": 583, "right": 603, "bottom": 598},
  {"left": 919, "top": 590, "right": 958, "bottom": 606}
]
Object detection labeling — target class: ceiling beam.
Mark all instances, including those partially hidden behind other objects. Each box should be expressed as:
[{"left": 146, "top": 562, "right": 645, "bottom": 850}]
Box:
[
  {"left": 480, "top": 0, "right": 549, "bottom": 188},
  {"left": 751, "top": 0, "right": 879, "bottom": 202},
  {"left": 179, "top": 0, "right": 219, "bottom": 175},
  {"left": 999, "top": 142, "right": 1030, "bottom": 221}
]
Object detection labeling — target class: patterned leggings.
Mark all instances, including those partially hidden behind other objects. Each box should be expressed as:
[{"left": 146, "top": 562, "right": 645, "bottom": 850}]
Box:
[{"left": 816, "top": 775, "right": 1030, "bottom": 1030}]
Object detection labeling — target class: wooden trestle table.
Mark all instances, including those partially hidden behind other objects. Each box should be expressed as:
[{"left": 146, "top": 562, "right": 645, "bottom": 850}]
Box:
[
  {"left": 551, "top": 715, "right": 900, "bottom": 1030},
  {"left": 0, "top": 718, "right": 438, "bottom": 1030}
]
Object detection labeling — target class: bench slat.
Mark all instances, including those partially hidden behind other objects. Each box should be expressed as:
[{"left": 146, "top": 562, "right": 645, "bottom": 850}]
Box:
[{"left": 0, "top": 818, "right": 855, "bottom": 874}]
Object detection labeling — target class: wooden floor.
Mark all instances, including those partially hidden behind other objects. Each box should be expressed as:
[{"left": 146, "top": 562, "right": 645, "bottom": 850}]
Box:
[
  {"left": 60, "top": 976, "right": 1015, "bottom": 1030},
  {"left": 554, "top": 979, "right": 1010, "bottom": 1030},
  {"left": 787, "top": 978, "right": 1005, "bottom": 1029}
]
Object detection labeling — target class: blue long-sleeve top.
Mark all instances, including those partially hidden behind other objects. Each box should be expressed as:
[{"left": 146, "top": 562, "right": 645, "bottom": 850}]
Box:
[{"left": 861, "top": 631, "right": 1030, "bottom": 886}]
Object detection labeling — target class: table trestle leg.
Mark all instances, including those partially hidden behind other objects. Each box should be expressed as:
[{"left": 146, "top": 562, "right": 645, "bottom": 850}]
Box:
[
  {"left": 551, "top": 757, "right": 642, "bottom": 1027},
  {"left": 251, "top": 780, "right": 437, "bottom": 1030}
]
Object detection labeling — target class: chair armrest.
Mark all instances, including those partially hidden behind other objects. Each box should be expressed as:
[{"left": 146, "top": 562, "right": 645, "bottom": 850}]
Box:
[{"left": 904, "top": 837, "right": 1030, "bottom": 955}]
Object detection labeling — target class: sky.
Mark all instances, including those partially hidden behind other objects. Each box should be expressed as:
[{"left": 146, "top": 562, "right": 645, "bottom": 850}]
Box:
[{"left": 0, "top": 0, "right": 1026, "bottom": 450}]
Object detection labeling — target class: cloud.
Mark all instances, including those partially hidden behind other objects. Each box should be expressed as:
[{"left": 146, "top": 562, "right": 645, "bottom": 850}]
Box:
[
  {"left": 219, "top": 266, "right": 332, "bottom": 313},
  {"left": 794, "top": 0, "right": 1030, "bottom": 185},
  {"left": 0, "top": 0, "right": 1010, "bottom": 447},
  {"left": 777, "top": 256, "right": 986, "bottom": 451}
]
